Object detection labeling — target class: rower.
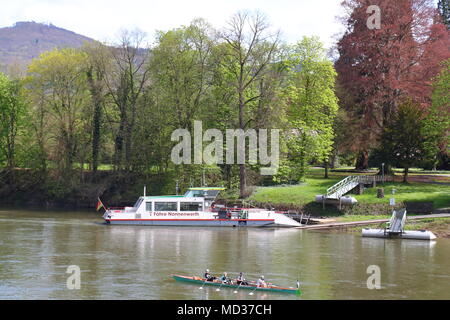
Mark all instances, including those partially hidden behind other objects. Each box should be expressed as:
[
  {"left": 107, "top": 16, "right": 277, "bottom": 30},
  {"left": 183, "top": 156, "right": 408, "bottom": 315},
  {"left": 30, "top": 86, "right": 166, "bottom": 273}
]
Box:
[
  {"left": 256, "top": 275, "right": 267, "bottom": 288},
  {"left": 236, "top": 272, "right": 248, "bottom": 286},
  {"left": 204, "top": 269, "right": 215, "bottom": 281},
  {"left": 220, "top": 272, "right": 230, "bottom": 284}
]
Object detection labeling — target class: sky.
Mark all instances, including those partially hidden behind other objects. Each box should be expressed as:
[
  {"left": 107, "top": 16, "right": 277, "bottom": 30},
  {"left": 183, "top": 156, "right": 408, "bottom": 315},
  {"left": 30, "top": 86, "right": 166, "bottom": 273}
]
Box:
[{"left": 1, "top": 0, "right": 346, "bottom": 49}]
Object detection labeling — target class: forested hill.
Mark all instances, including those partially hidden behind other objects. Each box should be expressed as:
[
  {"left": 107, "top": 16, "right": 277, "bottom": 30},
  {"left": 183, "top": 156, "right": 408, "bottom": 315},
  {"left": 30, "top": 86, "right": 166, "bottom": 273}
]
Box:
[{"left": 0, "top": 21, "right": 94, "bottom": 70}]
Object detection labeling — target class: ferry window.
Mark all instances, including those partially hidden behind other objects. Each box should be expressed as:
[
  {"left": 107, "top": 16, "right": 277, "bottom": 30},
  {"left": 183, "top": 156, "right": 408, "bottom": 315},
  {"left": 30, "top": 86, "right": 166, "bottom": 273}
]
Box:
[
  {"left": 184, "top": 190, "right": 220, "bottom": 198},
  {"left": 145, "top": 202, "right": 152, "bottom": 212},
  {"left": 205, "top": 190, "right": 219, "bottom": 198},
  {"left": 185, "top": 191, "right": 204, "bottom": 197},
  {"left": 133, "top": 198, "right": 143, "bottom": 208},
  {"left": 180, "top": 202, "right": 202, "bottom": 211},
  {"left": 154, "top": 202, "right": 177, "bottom": 211}
]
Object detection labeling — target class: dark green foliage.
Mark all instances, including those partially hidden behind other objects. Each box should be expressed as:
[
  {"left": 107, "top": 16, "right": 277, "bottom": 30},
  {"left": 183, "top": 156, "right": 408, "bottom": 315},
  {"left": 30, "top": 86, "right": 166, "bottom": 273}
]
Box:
[
  {"left": 438, "top": 0, "right": 450, "bottom": 29},
  {"left": 376, "top": 100, "right": 426, "bottom": 182}
]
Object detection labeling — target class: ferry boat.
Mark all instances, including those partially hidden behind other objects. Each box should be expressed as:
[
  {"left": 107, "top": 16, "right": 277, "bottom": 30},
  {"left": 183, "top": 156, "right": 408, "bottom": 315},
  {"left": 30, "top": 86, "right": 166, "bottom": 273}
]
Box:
[{"left": 102, "top": 187, "right": 301, "bottom": 227}]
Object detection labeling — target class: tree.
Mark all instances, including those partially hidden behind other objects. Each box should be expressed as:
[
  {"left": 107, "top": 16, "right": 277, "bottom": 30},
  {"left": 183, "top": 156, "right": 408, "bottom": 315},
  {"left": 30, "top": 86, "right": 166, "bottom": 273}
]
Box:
[
  {"left": 150, "top": 19, "right": 215, "bottom": 131},
  {"left": 378, "top": 100, "right": 426, "bottom": 182},
  {"left": 27, "top": 49, "right": 90, "bottom": 175},
  {"left": 141, "top": 19, "right": 218, "bottom": 185},
  {"left": 0, "top": 72, "right": 25, "bottom": 172},
  {"left": 422, "top": 59, "right": 450, "bottom": 169},
  {"left": 335, "top": 0, "right": 450, "bottom": 169},
  {"left": 219, "top": 11, "right": 279, "bottom": 197},
  {"left": 282, "top": 37, "right": 339, "bottom": 181},
  {"left": 104, "top": 29, "right": 150, "bottom": 171},
  {"left": 83, "top": 42, "right": 110, "bottom": 177}
]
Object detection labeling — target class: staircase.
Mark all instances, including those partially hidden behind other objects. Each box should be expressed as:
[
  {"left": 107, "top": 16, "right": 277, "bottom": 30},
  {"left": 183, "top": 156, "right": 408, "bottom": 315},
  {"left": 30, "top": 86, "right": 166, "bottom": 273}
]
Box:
[
  {"left": 326, "top": 176, "right": 360, "bottom": 199},
  {"left": 321, "top": 174, "right": 392, "bottom": 201}
]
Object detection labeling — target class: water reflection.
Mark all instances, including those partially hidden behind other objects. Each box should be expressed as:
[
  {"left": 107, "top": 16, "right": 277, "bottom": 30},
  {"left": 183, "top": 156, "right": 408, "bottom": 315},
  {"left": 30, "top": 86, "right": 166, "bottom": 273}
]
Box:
[{"left": 0, "top": 209, "right": 449, "bottom": 299}]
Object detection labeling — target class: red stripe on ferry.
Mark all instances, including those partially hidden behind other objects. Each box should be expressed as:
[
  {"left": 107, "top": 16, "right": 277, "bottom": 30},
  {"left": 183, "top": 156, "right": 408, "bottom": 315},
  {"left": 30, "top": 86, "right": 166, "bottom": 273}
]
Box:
[{"left": 106, "top": 219, "right": 275, "bottom": 222}]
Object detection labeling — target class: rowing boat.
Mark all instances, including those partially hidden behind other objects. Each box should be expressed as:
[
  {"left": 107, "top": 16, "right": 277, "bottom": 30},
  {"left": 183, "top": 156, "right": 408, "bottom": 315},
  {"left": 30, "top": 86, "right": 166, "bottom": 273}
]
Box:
[{"left": 172, "top": 275, "right": 301, "bottom": 295}]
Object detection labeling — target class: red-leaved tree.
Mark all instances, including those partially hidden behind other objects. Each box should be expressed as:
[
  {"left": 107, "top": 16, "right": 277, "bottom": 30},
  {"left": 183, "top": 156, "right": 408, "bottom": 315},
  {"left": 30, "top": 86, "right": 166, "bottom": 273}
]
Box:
[{"left": 335, "top": 0, "right": 450, "bottom": 169}]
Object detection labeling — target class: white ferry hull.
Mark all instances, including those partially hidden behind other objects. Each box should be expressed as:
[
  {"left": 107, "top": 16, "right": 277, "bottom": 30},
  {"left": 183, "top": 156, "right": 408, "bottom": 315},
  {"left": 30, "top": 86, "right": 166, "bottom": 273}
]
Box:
[{"left": 105, "top": 219, "right": 275, "bottom": 227}]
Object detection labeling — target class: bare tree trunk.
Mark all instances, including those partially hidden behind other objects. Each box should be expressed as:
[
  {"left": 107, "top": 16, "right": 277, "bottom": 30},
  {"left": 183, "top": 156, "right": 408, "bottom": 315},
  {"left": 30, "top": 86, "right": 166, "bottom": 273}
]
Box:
[
  {"left": 238, "top": 91, "right": 247, "bottom": 197},
  {"left": 114, "top": 114, "right": 126, "bottom": 171},
  {"left": 324, "top": 160, "right": 329, "bottom": 179},
  {"left": 86, "top": 68, "right": 103, "bottom": 178},
  {"left": 104, "top": 30, "right": 149, "bottom": 173},
  {"left": 403, "top": 166, "right": 409, "bottom": 183}
]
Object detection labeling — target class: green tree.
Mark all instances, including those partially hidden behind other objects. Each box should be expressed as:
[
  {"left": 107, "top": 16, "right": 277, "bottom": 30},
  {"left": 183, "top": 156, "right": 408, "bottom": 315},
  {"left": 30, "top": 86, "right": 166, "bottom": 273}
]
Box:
[
  {"left": 422, "top": 59, "right": 450, "bottom": 169},
  {"left": 143, "top": 19, "right": 217, "bottom": 184},
  {"left": 282, "top": 37, "right": 339, "bottom": 182},
  {"left": 0, "top": 72, "right": 26, "bottom": 172},
  {"left": 150, "top": 19, "right": 215, "bottom": 131},
  {"left": 27, "top": 48, "right": 90, "bottom": 175},
  {"left": 219, "top": 11, "right": 279, "bottom": 197},
  {"left": 379, "top": 100, "right": 426, "bottom": 182},
  {"left": 83, "top": 42, "right": 111, "bottom": 178}
]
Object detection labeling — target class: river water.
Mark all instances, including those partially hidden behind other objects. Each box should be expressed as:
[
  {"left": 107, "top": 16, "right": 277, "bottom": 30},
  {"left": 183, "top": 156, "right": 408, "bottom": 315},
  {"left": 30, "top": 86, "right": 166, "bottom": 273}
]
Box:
[{"left": 0, "top": 209, "right": 449, "bottom": 300}]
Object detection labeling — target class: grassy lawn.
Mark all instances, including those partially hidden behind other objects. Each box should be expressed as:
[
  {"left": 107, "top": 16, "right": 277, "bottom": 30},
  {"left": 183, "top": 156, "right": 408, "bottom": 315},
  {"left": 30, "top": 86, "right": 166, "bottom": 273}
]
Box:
[
  {"left": 353, "top": 182, "right": 450, "bottom": 208},
  {"left": 249, "top": 168, "right": 450, "bottom": 211},
  {"left": 250, "top": 176, "right": 341, "bottom": 205},
  {"left": 335, "top": 215, "right": 391, "bottom": 222}
]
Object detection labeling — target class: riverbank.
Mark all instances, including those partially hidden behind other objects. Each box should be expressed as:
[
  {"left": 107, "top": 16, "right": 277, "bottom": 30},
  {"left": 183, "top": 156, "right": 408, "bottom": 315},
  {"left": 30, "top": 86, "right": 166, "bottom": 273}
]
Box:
[
  {"left": 0, "top": 168, "right": 176, "bottom": 208},
  {"left": 318, "top": 216, "right": 450, "bottom": 239},
  {"left": 1, "top": 167, "right": 449, "bottom": 216},
  {"left": 248, "top": 169, "right": 450, "bottom": 216}
]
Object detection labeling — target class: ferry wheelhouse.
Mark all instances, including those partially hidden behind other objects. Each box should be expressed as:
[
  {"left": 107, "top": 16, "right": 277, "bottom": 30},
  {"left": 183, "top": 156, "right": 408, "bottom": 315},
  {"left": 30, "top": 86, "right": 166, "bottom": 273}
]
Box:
[{"left": 103, "top": 187, "right": 300, "bottom": 227}]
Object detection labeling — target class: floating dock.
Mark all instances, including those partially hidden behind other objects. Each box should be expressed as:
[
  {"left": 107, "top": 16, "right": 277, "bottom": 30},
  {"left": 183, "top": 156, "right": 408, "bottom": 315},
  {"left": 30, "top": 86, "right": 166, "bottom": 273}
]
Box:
[{"left": 294, "top": 213, "right": 450, "bottom": 230}]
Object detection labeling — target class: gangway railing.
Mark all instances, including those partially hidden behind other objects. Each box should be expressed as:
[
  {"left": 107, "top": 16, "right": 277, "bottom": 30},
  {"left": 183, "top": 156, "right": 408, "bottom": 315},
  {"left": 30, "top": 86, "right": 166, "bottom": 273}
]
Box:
[
  {"left": 386, "top": 208, "right": 407, "bottom": 234},
  {"left": 325, "top": 174, "right": 393, "bottom": 199},
  {"left": 326, "top": 176, "right": 359, "bottom": 199}
]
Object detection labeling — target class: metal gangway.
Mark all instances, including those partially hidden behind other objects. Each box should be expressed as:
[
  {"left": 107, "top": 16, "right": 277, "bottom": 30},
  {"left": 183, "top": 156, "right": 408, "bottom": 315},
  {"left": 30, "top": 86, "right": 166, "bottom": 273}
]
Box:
[
  {"left": 385, "top": 208, "right": 407, "bottom": 234},
  {"left": 325, "top": 175, "right": 389, "bottom": 199},
  {"left": 326, "top": 176, "right": 360, "bottom": 199}
]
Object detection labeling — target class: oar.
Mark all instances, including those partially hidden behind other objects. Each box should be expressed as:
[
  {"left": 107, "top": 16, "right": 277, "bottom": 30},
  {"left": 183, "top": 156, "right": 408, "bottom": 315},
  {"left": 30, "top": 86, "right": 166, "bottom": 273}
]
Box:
[
  {"left": 199, "top": 278, "right": 209, "bottom": 290},
  {"left": 215, "top": 280, "right": 225, "bottom": 292},
  {"left": 248, "top": 284, "right": 259, "bottom": 296},
  {"left": 248, "top": 287, "right": 258, "bottom": 296},
  {"left": 233, "top": 281, "right": 243, "bottom": 293}
]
